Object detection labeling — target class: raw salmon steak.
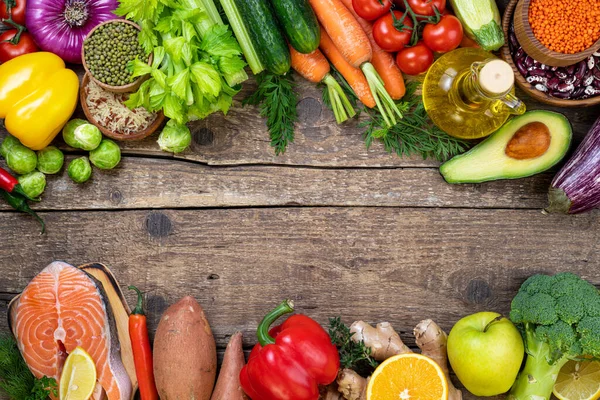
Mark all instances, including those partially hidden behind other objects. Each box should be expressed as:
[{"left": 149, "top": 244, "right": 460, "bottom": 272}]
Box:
[{"left": 10, "top": 261, "right": 132, "bottom": 400}]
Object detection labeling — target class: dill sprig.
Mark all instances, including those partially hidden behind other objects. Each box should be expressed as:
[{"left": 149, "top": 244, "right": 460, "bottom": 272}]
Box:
[
  {"left": 329, "top": 317, "right": 379, "bottom": 377},
  {"left": 244, "top": 72, "right": 299, "bottom": 155},
  {"left": 325, "top": 69, "right": 471, "bottom": 162},
  {"left": 0, "top": 335, "right": 57, "bottom": 400}
]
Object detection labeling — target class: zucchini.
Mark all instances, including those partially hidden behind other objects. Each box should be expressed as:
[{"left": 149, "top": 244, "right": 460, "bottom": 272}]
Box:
[
  {"left": 234, "top": 0, "right": 291, "bottom": 75},
  {"left": 270, "top": 0, "right": 320, "bottom": 54},
  {"left": 448, "top": 0, "right": 504, "bottom": 51}
]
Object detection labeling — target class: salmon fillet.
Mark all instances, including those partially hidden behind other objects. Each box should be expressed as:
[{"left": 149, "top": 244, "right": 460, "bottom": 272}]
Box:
[{"left": 10, "top": 261, "right": 132, "bottom": 400}]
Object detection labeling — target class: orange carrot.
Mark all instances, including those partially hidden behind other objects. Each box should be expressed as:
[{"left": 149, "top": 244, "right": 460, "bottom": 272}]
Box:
[
  {"left": 339, "top": 0, "right": 405, "bottom": 100},
  {"left": 308, "top": 0, "right": 372, "bottom": 68},
  {"left": 319, "top": 27, "right": 376, "bottom": 108},
  {"left": 290, "top": 46, "right": 330, "bottom": 83},
  {"left": 290, "top": 45, "right": 356, "bottom": 124}
]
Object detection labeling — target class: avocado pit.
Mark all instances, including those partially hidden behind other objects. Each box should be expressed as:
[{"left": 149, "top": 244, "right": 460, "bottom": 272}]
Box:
[{"left": 505, "top": 122, "right": 551, "bottom": 160}]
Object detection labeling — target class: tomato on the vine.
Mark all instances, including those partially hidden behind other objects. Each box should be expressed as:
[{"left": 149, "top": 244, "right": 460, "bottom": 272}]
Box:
[
  {"left": 396, "top": 42, "right": 434, "bottom": 75},
  {"left": 422, "top": 14, "right": 463, "bottom": 53},
  {"left": 395, "top": 0, "right": 446, "bottom": 16},
  {"left": 373, "top": 11, "right": 414, "bottom": 53},
  {"left": 0, "top": 0, "right": 26, "bottom": 26},
  {"left": 352, "top": 0, "right": 392, "bottom": 21},
  {"left": 0, "top": 30, "right": 38, "bottom": 62}
]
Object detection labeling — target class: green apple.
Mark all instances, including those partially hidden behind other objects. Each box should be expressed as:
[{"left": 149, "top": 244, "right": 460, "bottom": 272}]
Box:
[{"left": 447, "top": 311, "right": 524, "bottom": 396}]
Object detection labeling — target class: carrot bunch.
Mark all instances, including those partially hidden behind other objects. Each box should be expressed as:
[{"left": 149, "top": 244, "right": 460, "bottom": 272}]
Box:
[{"left": 292, "top": 0, "right": 404, "bottom": 127}]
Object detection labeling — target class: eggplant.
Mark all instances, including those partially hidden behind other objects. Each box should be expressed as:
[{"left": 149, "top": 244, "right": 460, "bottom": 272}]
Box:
[{"left": 546, "top": 116, "right": 600, "bottom": 214}]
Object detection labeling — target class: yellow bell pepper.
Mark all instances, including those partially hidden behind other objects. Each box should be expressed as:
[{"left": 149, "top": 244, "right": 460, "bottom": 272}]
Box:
[{"left": 0, "top": 52, "right": 79, "bottom": 150}]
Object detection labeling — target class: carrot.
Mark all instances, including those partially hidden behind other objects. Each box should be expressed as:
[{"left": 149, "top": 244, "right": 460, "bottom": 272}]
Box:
[
  {"left": 290, "top": 45, "right": 356, "bottom": 124},
  {"left": 339, "top": 0, "right": 405, "bottom": 100},
  {"left": 319, "top": 27, "right": 376, "bottom": 109},
  {"left": 308, "top": 0, "right": 372, "bottom": 68}
]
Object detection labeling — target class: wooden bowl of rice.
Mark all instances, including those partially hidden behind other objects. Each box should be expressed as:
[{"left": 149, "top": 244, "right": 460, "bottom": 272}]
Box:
[{"left": 80, "top": 73, "right": 165, "bottom": 141}]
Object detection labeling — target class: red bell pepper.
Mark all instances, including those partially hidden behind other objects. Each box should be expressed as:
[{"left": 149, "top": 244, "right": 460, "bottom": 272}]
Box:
[{"left": 240, "top": 300, "right": 340, "bottom": 400}]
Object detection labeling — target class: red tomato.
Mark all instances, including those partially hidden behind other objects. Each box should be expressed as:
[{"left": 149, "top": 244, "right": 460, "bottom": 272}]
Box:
[
  {"left": 373, "top": 11, "right": 414, "bottom": 53},
  {"left": 422, "top": 15, "right": 463, "bottom": 53},
  {"left": 352, "top": 0, "right": 392, "bottom": 21},
  {"left": 0, "top": 30, "right": 38, "bottom": 63},
  {"left": 397, "top": 0, "right": 446, "bottom": 16},
  {"left": 396, "top": 42, "right": 434, "bottom": 75},
  {"left": 0, "top": 0, "right": 26, "bottom": 26}
]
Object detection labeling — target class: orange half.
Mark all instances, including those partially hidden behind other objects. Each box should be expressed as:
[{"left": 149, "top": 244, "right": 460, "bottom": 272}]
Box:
[{"left": 367, "top": 353, "right": 448, "bottom": 400}]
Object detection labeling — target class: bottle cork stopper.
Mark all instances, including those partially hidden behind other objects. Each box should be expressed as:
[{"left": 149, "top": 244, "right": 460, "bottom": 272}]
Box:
[{"left": 478, "top": 60, "right": 515, "bottom": 94}]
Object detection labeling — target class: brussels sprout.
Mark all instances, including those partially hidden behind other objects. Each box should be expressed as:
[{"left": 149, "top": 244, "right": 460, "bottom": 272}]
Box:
[
  {"left": 68, "top": 157, "right": 92, "bottom": 183},
  {"left": 0, "top": 135, "right": 21, "bottom": 159},
  {"left": 62, "top": 119, "right": 88, "bottom": 148},
  {"left": 6, "top": 145, "right": 37, "bottom": 175},
  {"left": 36, "top": 146, "right": 64, "bottom": 174},
  {"left": 18, "top": 171, "right": 46, "bottom": 199},
  {"left": 74, "top": 123, "right": 102, "bottom": 151},
  {"left": 89, "top": 139, "right": 121, "bottom": 169},
  {"left": 157, "top": 120, "right": 191, "bottom": 154}
]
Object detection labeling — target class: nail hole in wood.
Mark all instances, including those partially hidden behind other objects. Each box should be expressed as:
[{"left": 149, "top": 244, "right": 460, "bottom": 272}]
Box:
[
  {"left": 465, "top": 279, "right": 492, "bottom": 304},
  {"left": 145, "top": 212, "right": 172, "bottom": 238},
  {"left": 208, "top": 274, "right": 220, "bottom": 280},
  {"left": 192, "top": 127, "right": 215, "bottom": 146}
]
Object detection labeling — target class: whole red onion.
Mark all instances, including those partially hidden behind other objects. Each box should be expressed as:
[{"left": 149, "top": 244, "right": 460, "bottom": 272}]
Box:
[{"left": 26, "top": 0, "right": 119, "bottom": 64}]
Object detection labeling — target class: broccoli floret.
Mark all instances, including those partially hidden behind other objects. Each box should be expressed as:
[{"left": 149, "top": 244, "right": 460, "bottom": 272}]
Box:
[{"left": 509, "top": 273, "right": 600, "bottom": 400}]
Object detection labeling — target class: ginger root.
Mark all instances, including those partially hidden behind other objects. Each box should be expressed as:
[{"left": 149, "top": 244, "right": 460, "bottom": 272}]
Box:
[
  {"left": 320, "top": 384, "right": 344, "bottom": 400},
  {"left": 349, "top": 321, "right": 411, "bottom": 361},
  {"left": 337, "top": 369, "right": 369, "bottom": 400},
  {"left": 414, "top": 319, "right": 462, "bottom": 400}
]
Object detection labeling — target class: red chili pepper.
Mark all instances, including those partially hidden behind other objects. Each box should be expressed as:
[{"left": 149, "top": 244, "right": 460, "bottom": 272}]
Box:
[
  {"left": 0, "top": 166, "right": 40, "bottom": 201},
  {"left": 240, "top": 300, "right": 340, "bottom": 400},
  {"left": 128, "top": 286, "right": 159, "bottom": 400}
]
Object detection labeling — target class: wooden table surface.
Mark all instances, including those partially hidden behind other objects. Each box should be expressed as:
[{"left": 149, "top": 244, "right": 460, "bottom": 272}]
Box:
[{"left": 1, "top": 1, "right": 599, "bottom": 398}]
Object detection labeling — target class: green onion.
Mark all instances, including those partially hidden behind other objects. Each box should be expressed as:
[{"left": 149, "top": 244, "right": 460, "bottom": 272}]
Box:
[{"left": 219, "top": 0, "right": 265, "bottom": 75}]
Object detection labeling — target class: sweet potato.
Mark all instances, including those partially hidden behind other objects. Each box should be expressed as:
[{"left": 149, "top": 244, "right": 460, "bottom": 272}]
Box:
[
  {"left": 210, "top": 332, "right": 248, "bottom": 400},
  {"left": 153, "top": 296, "right": 217, "bottom": 400}
]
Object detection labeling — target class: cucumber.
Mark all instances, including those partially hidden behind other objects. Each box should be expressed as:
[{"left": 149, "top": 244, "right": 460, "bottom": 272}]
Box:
[
  {"left": 449, "top": 0, "right": 504, "bottom": 51},
  {"left": 235, "top": 0, "right": 291, "bottom": 75},
  {"left": 270, "top": 0, "right": 320, "bottom": 54}
]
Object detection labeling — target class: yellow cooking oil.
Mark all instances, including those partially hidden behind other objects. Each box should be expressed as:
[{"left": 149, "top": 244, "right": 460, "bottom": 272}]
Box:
[{"left": 423, "top": 48, "right": 526, "bottom": 140}]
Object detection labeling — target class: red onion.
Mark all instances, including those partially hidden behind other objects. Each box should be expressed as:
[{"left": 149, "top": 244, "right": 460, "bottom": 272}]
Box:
[{"left": 26, "top": 0, "right": 119, "bottom": 64}]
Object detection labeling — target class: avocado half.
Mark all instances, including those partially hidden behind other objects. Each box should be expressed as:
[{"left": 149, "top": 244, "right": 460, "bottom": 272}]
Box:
[{"left": 440, "top": 111, "right": 572, "bottom": 184}]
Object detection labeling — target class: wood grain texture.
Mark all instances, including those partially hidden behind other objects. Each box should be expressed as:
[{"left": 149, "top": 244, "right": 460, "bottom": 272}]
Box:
[
  {"left": 0, "top": 156, "right": 557, "bottom": 211},
  {"left": 0, "top": 207, "right": 597, "bottom": 345}
]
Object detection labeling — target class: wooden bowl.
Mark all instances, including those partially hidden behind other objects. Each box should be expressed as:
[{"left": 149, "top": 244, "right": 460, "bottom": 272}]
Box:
[
  {"left": 501, "top": 0, "right": 600, "bottom": 108},
  {"left": 513, "top": 0, "right": 600, "bottom": 67},
  {"left": 80, "top": 73, "right": 165, "bottom": 141},
  {"left": 82, "top": 19, "right": 152, "bottom": 94}
]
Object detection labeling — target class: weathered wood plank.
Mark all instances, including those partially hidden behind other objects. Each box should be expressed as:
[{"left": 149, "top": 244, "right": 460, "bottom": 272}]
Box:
[
  {"left": 1, "top": 66, "right": 598, "bottom": 168},
  {"left": 0, "top": 156, "right": 556, "bottom": 210},
  {"left": 1, "top": 207, "right": 597, "bottom": 347}
]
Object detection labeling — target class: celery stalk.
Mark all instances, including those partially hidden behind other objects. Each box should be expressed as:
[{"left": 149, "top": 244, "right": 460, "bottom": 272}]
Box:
[
  {"left": 219, "top": 0, "right": 265, "bottom": 75},
  {"left": 201, "top": 0, "right": 224, "bottom": 25}
]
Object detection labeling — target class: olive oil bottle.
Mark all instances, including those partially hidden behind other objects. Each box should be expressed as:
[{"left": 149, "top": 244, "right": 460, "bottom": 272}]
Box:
[{"left": 423, "top": 48, "right": 526, "bottom": 140}]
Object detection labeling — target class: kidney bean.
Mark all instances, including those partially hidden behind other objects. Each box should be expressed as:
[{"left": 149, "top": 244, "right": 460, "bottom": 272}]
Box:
[
  {"left": 525, "top": 56, "right": 534, "bottom": 68},
  {"left": 547, "top": 77, "right": 561, "bottom": 90},
  {"left": 550, "top": 90, "right": 572, "bottom": 99},
  {"left": 588, "top": 57, "right": 596, "bottom": 70},
  {"left": 575, "top": 61, "right": 587, "bottom": 80},
  {"left": 535, "top": 84, "right": 548, "bottom": 92},
  {"left": 572, "top": 87, "right": 586, "bottom": 98},
  {"left": 527, "top": 75, "right": 548, "bottom": 85},
  {"left": 585, "top": 86, "right": 600, "bottom": 96},
  {"left": 557, "top": 83, "right": 575, "bottom": 93},
  {"left": 566, "top": 64, "right": 576, "bottom": 75}
]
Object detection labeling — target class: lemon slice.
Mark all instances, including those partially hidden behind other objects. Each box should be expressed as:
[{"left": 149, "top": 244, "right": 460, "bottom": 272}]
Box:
[
  {"left": 60, "top": 347, "right": 97, "bottom": 400},
  {"left": 367, "top": 353, "right": 448, "bottom": 400},
  {"left": 554, "top": 360, "right": 600, "bottom": 400}
]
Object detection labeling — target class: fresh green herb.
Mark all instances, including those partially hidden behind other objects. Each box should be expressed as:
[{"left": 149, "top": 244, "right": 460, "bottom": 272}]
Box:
[
  {"left": 0, "top": 335, "right": 57, "bottom": 400},
  {"left": 329, "top": 317, "right": 379, "bottom": 377},
  {"left": 244, "top": 73, "right": 299, "bottom": 155},
  {"left": 325, "top": 70, "right": 471, "bottom": 162},
  {"left": 116, "top": 0, "right": 248, "bottom": 152}
]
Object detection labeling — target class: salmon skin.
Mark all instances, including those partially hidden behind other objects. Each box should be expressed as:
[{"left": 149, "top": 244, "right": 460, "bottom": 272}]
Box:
[{"left": 10, "top": 261, "right": 132, "bottom": 400}]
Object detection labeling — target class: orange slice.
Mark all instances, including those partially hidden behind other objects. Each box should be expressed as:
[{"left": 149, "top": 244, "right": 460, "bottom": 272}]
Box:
[{"left": 367, "top": 353, "right": 449, "bottom": 400}]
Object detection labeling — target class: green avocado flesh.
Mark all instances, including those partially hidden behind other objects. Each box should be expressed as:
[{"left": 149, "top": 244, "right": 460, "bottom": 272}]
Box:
[{"left": 440, "top": 111, "right": 572, "bottom": 184}]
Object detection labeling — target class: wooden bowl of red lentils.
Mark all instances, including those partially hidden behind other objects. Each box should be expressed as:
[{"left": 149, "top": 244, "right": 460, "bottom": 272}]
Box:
[{"left": 513, "top": 0, "right": 600, "bottom": 67}]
